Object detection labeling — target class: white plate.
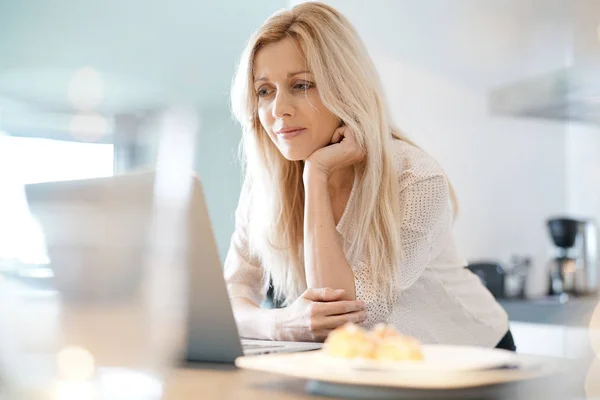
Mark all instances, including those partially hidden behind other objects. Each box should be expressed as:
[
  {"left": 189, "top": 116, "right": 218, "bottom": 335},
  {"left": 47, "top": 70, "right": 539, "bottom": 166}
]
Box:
[{"left": 235, "top": 345, "right": 561, "bottom": 390}]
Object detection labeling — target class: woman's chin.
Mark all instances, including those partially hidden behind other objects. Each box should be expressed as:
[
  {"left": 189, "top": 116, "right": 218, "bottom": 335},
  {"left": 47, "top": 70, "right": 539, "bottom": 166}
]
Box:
[{"left": 278, "top": 147, "right": 310, "bottom": 162}]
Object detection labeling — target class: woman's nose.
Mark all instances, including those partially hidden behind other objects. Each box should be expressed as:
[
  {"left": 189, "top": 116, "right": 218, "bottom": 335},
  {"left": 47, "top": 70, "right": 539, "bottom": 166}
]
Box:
[{"left": 272, "top": 91, "right": 295, "bottom": 119}]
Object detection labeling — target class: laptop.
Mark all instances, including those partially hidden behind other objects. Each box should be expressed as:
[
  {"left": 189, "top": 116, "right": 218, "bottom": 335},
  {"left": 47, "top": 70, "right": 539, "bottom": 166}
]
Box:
[{"left": 24, "top": 171, "right": 322, "bottom": 364}]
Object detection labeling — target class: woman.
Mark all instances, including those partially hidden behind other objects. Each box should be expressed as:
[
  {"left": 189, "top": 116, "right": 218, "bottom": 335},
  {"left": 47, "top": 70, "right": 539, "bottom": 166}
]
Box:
[{"left": 225, "top": 2, "right": 514, "bottom": 350}]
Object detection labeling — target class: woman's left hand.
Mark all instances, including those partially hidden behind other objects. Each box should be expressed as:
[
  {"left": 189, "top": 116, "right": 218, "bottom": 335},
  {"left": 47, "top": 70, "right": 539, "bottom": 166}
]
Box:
[{"left": 305, "top": 126, "right": 366, "bottom": 179}]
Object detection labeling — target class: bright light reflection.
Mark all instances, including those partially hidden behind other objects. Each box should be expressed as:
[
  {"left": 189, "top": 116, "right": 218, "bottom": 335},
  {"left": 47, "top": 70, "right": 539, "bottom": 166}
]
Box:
[
  {"left": 56, "top": 346, "right": 95, "bottom": 381},
  {"left": 67, "top": 67, "right": 104, "bottom": 111}
]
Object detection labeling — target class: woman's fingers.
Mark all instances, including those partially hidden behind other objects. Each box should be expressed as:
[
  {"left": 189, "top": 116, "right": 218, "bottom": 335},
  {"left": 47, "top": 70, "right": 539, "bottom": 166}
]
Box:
[
  {"left": 314, "top": 300, "right": 365, "bottom": 316},
  {"left": 330, "top": 127, "right": 345, "bottom": 144},
  {"left": 312, "top": 310, "right": 367, "bottom": 332},
  {"left": 303, "top": 287, "right": 346, "bottom": 302}
]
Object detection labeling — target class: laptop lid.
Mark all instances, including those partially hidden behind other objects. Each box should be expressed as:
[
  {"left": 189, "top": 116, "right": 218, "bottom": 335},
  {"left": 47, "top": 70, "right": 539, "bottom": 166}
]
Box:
[
  {"left": 184, "top": 174, "right": 244, "bottom": 363},
  {"left": 24, "top": 171, "right": 246, "bottom": 363}
]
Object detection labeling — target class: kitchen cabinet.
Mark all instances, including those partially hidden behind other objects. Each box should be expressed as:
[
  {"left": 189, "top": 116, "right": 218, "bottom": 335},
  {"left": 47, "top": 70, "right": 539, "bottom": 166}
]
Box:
[
  {"left": 510, "top": 322, "right": 599, "bottom": 360},
  {"left": 564, "top": 327, "right": 600, "bottom": 360},
  {"left": 510, "top": 322, "right": 566, "bottom": 358},
  {"left": 500, "top": 298, "right": 600, "bottom": 359}
]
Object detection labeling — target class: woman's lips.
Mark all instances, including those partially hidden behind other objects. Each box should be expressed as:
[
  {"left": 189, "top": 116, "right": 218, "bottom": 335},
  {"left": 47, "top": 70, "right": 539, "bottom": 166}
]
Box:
[{"left": 276, "top": 128, "right": 306, "bottom": 140}]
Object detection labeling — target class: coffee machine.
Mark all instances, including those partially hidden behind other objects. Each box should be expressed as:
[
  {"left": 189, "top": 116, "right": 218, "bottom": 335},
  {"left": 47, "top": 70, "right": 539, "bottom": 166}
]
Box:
[{"left": 547, "top": 217, "right": 599, "bottom": 297}]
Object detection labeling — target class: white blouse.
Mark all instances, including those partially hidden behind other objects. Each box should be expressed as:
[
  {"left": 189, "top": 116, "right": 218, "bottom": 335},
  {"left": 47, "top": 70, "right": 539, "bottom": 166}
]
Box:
[{"left": 224, "top": 139, "right": 509, "bottom": 347}]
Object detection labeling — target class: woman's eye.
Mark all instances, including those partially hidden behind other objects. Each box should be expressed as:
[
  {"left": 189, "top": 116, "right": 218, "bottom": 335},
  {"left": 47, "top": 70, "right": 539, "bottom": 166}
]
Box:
[
  {"left": 294, "top": 82, "right": 313, "bottom": 91},
  {"left": 257, "top": 88, "right": 272, "bottom": 97}
]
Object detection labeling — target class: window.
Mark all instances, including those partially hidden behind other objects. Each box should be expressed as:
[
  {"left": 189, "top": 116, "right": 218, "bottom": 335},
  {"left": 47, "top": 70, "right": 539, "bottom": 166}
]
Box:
[{"left": 0, "top": 132, "right": 113, "bottom": 264}]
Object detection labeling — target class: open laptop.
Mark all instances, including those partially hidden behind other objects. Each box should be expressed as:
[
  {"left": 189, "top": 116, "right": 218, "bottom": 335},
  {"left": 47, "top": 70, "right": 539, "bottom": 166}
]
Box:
[{"left": 24, "top": 171, "right": 322, "bottom": 364}]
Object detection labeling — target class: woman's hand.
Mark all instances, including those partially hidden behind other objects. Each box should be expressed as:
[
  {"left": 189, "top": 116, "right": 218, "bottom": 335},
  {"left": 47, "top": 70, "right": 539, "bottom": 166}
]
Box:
[
  {"left": 274, "top": 287, "right": 367, "bottom": 342},
  {"left": 304, "top": 126, "right": 366, "bottom": 179}
]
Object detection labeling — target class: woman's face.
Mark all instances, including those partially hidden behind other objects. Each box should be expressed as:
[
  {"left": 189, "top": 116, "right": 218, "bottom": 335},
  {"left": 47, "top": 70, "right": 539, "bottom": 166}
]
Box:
[{"left": 253, "top": 37, "right": 340, "bottom": 161}]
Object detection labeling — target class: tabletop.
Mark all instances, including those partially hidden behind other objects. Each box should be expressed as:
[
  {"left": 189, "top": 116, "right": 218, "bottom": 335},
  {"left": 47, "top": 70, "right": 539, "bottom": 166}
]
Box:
[{"left": 162, "top": 358, "right": 590, "bottom": 400}]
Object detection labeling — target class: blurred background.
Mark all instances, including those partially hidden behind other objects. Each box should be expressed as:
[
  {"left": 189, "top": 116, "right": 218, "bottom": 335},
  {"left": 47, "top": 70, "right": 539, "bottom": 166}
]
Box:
[{"left": 0, "top": 0, "right": 599, "bottom": 364}]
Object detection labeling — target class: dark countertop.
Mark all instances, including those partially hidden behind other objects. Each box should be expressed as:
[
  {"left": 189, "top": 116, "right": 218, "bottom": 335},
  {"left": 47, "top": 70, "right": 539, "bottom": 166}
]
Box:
[{"left": 499, "top": 296, "right": 599, "bottom": 327}]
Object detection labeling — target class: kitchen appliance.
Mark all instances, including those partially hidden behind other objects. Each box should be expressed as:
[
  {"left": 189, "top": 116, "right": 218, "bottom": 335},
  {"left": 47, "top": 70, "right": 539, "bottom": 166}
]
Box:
[
  {"left": 466, "top": 262, "right": 505, "bottom": 298},
  {"left": 546, "top": 217, "right": 599, "bottom": 296},
  {"left": 489, "top": 67, "right": 600, "bottom": 125},
  {"left": 488, "top": 2, "right": 600, "bottom": 125},
  {"left": 504, "top": 255, "right": 531, "bottom": 299},
  {"left": 576, "top": 219, "right": 599, "bottom": 294}
]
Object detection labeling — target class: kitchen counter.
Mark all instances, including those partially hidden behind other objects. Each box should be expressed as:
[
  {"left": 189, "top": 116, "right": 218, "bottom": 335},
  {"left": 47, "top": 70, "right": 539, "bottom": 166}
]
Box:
[{"left": 499, "top": 297, "right": 599, "bottom": 327}]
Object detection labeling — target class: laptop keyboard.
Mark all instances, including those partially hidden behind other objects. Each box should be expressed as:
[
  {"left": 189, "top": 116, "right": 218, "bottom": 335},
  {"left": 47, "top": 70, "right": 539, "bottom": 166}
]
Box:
[{"left": 243, "top": 343, "right": 285, "bottom": 350}]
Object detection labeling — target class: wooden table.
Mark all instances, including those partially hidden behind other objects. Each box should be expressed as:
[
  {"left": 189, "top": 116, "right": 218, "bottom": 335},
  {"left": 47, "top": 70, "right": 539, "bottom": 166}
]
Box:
[
  {"left": 163, "top": 364, "right": 331, "bottom": 400},
  {"left": 162, "top": 360, "right": 589, "bottom": 400}
]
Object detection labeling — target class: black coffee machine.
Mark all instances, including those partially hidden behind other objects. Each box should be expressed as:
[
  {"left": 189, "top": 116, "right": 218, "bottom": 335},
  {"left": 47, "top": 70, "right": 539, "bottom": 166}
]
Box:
[{"left": 547, "top": 218, "right": 581, "bottom": 296}]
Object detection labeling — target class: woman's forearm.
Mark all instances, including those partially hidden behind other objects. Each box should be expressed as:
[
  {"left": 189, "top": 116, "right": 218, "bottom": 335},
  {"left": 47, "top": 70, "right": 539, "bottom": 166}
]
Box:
[
  {"left": 303, "top": 168, "right": 356, "bottom": 300},
  {"left": 230, "top": 298, "right": 280, "bottom": 340}
]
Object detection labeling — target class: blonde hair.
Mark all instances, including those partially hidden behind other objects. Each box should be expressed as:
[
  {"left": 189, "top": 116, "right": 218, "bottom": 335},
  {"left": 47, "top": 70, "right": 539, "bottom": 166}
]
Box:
[{"left": 231, "top": 2, "right": 457, "bottom": 304}]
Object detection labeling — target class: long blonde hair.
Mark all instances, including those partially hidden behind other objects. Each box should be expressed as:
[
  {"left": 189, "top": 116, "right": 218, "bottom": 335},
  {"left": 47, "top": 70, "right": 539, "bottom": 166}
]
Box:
[{"left": 230, "top": 2, "right": 456, "bottom": 304}]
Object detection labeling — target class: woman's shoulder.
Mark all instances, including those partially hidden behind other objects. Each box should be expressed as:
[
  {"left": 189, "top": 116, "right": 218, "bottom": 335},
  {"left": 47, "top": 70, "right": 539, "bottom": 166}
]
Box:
[{"left": 388, "top": 138, "right": 445, "bottom": 184}]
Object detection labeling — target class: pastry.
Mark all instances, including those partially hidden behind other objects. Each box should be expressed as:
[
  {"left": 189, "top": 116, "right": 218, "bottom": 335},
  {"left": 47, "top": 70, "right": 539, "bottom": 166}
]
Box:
[
  {"left": 324, "top": 322, "right": 423, "bottom": 361},
  {"left": 323, "top": 323, "right": 374, "bottom": 358},
  {"left": 372, "top": 335, "right": 424, "bottom": 361}
]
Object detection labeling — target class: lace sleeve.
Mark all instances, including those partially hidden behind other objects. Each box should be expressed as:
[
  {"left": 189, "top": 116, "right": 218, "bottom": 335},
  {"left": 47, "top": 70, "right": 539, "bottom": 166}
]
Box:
[
  {"left": 352, "top": 174, "right": 452, "bottom": 328},
  {"left": 395, "top": 173, "right": 451, "bottom": 290}
]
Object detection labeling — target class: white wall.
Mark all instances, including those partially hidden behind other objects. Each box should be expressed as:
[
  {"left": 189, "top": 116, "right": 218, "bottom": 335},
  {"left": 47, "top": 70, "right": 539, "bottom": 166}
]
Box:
[
  {"left": 567, "top": 0, "right": 600, "bottom": 224},
  {"left": 566, "top": 123, "right": 600, "bottom": 223},
  {"left": 375, "top": 60, "right": 567, "bottom": 296}
]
